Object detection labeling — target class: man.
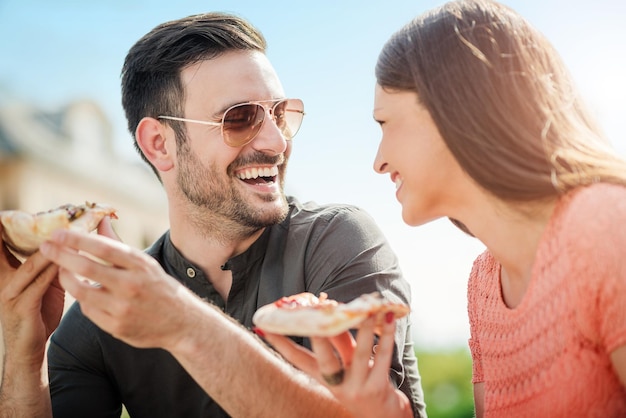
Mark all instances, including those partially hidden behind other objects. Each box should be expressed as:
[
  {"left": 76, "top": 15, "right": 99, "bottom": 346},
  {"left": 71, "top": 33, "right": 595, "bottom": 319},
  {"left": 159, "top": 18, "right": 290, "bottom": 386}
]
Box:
[{"left": 0, "top": 12, "right": 426, "bottom": 417}]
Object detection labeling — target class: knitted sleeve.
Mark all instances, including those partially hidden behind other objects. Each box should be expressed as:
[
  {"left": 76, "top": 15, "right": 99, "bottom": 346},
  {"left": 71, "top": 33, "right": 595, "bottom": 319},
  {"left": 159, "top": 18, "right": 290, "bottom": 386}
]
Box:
[
  {"left": 467, "top": 250, "right": 492, "bottom": 383},
  {"left": 570, "top": 185, "right": 626, "bottom": 353}
]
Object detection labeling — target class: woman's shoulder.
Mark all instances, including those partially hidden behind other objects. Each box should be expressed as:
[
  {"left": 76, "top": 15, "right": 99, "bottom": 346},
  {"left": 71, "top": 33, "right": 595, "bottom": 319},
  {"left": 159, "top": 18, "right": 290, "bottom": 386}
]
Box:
[
  {"left": 562, "top": 183, "right": 626, "bottom": 219},
  {"left": 556, "top": 183, "right": 626, "bottom": 242},
  {"left": 467, "top": 250, "right": 498, "bottom": 296}
]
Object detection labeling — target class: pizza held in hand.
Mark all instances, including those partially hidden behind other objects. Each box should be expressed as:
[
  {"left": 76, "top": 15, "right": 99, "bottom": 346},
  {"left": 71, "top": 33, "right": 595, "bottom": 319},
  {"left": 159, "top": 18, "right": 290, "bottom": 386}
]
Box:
[
  {"left": 0, "top": 202, "right": 117, "bottom": 257},
  {"left": 252, "top": 292, "right": 410, "bottom": 337}
]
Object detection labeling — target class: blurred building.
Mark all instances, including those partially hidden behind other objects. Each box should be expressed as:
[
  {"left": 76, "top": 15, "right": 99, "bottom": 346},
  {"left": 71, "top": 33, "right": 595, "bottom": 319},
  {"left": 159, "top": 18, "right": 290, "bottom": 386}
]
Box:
[
  {"left": 0, "top": 98, "right": 169, "bottom": 248},
  {"left": 0, "top": 98, "right": 171, "bottom": 380}
]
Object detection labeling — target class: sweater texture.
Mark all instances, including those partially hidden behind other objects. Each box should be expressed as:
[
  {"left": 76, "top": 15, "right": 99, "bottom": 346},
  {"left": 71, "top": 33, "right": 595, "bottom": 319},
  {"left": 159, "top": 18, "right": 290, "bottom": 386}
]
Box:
[{"left": 468, "top": 183, "right": 626, "bottom": 417}]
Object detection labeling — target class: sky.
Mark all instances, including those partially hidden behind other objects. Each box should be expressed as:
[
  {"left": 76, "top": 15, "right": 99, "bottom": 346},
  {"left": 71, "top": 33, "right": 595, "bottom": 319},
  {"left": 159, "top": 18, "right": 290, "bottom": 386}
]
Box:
[{"left": 0, "top": 0, "right": 625, "bottom": 349}]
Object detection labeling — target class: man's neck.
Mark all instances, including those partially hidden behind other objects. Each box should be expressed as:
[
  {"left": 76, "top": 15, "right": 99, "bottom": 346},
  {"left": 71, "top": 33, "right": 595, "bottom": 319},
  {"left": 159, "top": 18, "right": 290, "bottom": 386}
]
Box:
[{"left": 167, "top": 205, "right": 265, "bottom": 300}]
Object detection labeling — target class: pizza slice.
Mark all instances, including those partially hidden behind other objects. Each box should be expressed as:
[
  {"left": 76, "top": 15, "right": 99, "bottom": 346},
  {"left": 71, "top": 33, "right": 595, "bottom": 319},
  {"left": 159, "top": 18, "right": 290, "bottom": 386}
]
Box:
[
  {"left": 252, "top": 292, "right": 410, "bottom": 337},
  {"left": 0, "top": 202, "right": 117, "bottom": 257}
]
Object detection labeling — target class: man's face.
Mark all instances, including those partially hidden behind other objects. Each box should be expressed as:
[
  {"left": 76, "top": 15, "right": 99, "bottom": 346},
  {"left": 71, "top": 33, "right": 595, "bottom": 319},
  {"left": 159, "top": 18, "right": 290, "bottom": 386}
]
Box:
[{"left": 174, "top": 50, "right": 292, "bottom": 229}]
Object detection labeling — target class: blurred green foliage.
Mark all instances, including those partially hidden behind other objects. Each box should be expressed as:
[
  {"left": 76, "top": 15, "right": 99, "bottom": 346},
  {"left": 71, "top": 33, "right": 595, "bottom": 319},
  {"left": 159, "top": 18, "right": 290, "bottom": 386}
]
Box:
[{"left": 417, "top": 347, "right": 475, "bottom": 418}]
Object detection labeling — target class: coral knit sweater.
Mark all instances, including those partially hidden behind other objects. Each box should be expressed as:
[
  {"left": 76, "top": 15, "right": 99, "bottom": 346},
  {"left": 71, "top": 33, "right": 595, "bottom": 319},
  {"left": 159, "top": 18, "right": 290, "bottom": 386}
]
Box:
[{"left": 468, "top": 183, "right": 626, "bottom": 417}]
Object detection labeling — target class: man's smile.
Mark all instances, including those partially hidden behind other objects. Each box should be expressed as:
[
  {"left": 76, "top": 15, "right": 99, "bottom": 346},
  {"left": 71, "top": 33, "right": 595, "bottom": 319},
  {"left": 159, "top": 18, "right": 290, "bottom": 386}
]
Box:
[{"left": 235, "top": 165, "right": 279, "bottom": 185}]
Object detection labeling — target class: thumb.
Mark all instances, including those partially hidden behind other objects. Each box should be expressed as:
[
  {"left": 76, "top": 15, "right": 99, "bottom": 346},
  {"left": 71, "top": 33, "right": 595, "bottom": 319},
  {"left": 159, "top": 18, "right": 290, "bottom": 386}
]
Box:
[
  {"left": 0, "top": 221, "right": 21, "bottom": 269},
  {"left": 97, "top": 216, "right": 121, "bottom": 242},
  {"left": 329, "top": 331, "right": 357, "bottom": 367}
]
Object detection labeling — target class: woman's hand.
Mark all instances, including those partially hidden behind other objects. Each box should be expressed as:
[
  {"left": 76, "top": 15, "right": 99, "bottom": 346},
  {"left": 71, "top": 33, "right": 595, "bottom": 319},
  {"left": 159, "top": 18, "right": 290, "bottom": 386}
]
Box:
[{"left": 262, "top": 313, "right": 413, "bottom": 418}]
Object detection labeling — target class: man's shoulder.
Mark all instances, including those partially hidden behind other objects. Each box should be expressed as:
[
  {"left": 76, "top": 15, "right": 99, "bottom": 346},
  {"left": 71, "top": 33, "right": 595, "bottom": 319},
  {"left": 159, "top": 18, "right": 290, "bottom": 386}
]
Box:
[
  {"left": 286, "top": 196, "right": 374, "bottom": 226},
  {"left": 282, "top": 196, "right": 388, "bottom": 251}
]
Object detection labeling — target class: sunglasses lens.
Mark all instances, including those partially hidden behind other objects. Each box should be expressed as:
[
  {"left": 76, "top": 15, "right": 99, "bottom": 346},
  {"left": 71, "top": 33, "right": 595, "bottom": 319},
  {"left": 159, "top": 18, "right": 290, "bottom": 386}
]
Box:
[
  {"left": 222, "top": 104, "right": 265, "bottom": 146},
  {"left": 273, "top": 99, "right": 304, "bottom": 140},
  {"left": 221, "top": 99, "right": 305, "bottom": 147}
]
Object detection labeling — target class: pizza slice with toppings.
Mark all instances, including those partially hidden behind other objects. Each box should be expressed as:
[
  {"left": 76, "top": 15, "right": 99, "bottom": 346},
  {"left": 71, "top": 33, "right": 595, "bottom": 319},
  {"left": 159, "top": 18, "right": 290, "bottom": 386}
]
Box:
[
  {"left": 252, "top": 292, "right": 410, "bottom": 337},
  {"left": 0, "top": 202, "right": 117, "bottom": 257}
]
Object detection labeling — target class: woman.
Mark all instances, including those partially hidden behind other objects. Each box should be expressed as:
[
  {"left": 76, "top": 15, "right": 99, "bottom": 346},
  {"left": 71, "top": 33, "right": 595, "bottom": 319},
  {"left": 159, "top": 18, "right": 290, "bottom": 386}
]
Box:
[{"left": 261, "top": 0, "right": 626, "bottom": 416}]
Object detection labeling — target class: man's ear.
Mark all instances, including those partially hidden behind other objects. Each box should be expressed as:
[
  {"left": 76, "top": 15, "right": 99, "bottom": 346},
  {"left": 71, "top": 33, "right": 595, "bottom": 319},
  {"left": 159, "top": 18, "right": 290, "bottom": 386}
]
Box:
[{"left": 136, "top": 117, "right": 175, "bottom": 172}]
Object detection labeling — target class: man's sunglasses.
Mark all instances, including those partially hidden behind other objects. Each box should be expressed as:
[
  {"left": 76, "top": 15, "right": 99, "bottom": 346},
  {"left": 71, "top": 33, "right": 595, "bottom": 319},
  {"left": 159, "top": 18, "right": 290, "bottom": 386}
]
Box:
[{"left": 158, "top": 98, "right": 305, "bottom": 147}]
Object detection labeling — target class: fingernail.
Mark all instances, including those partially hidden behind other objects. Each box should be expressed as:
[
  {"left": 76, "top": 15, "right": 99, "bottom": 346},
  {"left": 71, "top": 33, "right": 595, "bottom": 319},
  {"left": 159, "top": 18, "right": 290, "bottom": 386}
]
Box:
[
  {"left": 385, "top": 311, "right": 394, "bottom": 324},
  {"left": 252, "top": 327, "right": 265, "bottom": 338}
]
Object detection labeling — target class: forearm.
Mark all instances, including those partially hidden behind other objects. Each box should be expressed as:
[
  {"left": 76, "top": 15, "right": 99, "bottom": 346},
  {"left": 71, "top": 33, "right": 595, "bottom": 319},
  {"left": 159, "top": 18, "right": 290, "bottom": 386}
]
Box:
[
  {"left": 168, "top": 299, "right": 353, "bottom": 418},
  {"left": 0, "top": 353, "right": 52, "bottom": 418}
]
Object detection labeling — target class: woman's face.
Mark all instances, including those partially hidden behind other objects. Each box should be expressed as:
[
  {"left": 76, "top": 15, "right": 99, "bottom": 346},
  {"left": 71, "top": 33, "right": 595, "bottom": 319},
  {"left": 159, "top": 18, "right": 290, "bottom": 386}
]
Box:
[{"left": 372, "top": 84, "right": 466, "bottom": 226}]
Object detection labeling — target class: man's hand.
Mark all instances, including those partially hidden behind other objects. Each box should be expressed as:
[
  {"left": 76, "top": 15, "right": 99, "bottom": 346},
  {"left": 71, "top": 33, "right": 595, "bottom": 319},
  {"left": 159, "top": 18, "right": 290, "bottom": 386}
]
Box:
[
  {"left": 39, "top": 227, "right": 192, "bottom": 351},
  {"left": 0, "top": 223, "right": 63, "bottom": 418},
  {"left": 0, "top": 224, "right": 63, "bottom": 366}
]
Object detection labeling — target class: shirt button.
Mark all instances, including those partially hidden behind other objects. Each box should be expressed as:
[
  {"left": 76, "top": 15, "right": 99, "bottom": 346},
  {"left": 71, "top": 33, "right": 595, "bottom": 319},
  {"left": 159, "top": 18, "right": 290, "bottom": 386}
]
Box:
[{"left": 186, "top": 267, "right": 196, "bottom": 278}]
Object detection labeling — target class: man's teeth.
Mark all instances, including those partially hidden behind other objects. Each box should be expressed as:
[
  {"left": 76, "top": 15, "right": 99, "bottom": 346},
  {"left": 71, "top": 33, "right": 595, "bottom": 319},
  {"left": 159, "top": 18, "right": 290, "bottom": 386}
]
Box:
[
  {"left": 395, "top": 177, "right": 403, "bottom": 190},
  {"left": 237, "top": 166, "right": 279, "bottom": 180}
]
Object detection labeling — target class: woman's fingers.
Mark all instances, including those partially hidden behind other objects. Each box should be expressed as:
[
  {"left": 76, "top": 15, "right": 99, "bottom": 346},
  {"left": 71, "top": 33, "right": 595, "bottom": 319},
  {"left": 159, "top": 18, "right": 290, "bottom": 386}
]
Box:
[
  {"left": 329, "top": 331, "right": 356, "bottom": 368},
  {"left": 260, "top": 332, "right": 320, "bottom": 375},
  {"left": 311, "top": 336, "right": 344, "bottom": 373},
  {"left": 350, "top": 316, "right": 377, "bottom": 383},
  {"left": 262, "top": 330, "right": 357, "bottom": 388},
  {"left": 323, "top": 314, "right": 397, "bottom": 389},
  {"left": 311, "top": 336, "right": 348, "bottom": 387},
  {"left": 369, "top": 312, "right": 396, "bottom": 383}
]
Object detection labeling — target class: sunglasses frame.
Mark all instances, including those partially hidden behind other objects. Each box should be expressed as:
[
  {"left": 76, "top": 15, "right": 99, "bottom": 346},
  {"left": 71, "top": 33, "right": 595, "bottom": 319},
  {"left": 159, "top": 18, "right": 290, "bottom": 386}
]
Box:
[{"left": 157, "top": 98, "right": 304, "bottom": 147}]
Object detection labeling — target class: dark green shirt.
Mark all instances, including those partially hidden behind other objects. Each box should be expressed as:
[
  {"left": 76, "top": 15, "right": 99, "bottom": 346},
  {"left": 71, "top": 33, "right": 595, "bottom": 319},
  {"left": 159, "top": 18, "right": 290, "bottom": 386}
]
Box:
[{"left": 48, "top": 197, "right": 426, "bottom": 417}]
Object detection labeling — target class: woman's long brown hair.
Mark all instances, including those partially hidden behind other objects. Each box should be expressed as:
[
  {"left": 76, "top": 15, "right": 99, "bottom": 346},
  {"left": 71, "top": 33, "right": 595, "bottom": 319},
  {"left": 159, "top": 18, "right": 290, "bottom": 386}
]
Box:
[{"left": 376, "top": 0, "right": 626, "bottom": 204}]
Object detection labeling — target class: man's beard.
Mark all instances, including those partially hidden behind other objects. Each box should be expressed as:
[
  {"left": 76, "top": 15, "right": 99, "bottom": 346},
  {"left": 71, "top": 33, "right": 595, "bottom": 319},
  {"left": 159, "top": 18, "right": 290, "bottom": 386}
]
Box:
[{"left": 176, "top": 139, "right": 289, "bottom": 230}]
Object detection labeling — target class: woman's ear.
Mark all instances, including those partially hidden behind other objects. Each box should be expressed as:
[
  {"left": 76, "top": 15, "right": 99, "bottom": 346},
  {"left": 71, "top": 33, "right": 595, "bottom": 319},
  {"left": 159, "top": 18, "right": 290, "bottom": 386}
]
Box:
[{"left": 136, "top": 117, "right": 175, "bottom": 172}]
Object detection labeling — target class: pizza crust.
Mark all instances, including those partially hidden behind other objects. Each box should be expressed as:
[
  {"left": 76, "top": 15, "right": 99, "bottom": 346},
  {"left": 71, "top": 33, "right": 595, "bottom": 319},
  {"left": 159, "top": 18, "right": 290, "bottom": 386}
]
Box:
[
  {"left": 0, "top": 202, "right": 117, "bottom": 257},
  {"left": 252, "top": 292, "right": 410, "bottom": 337}
]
